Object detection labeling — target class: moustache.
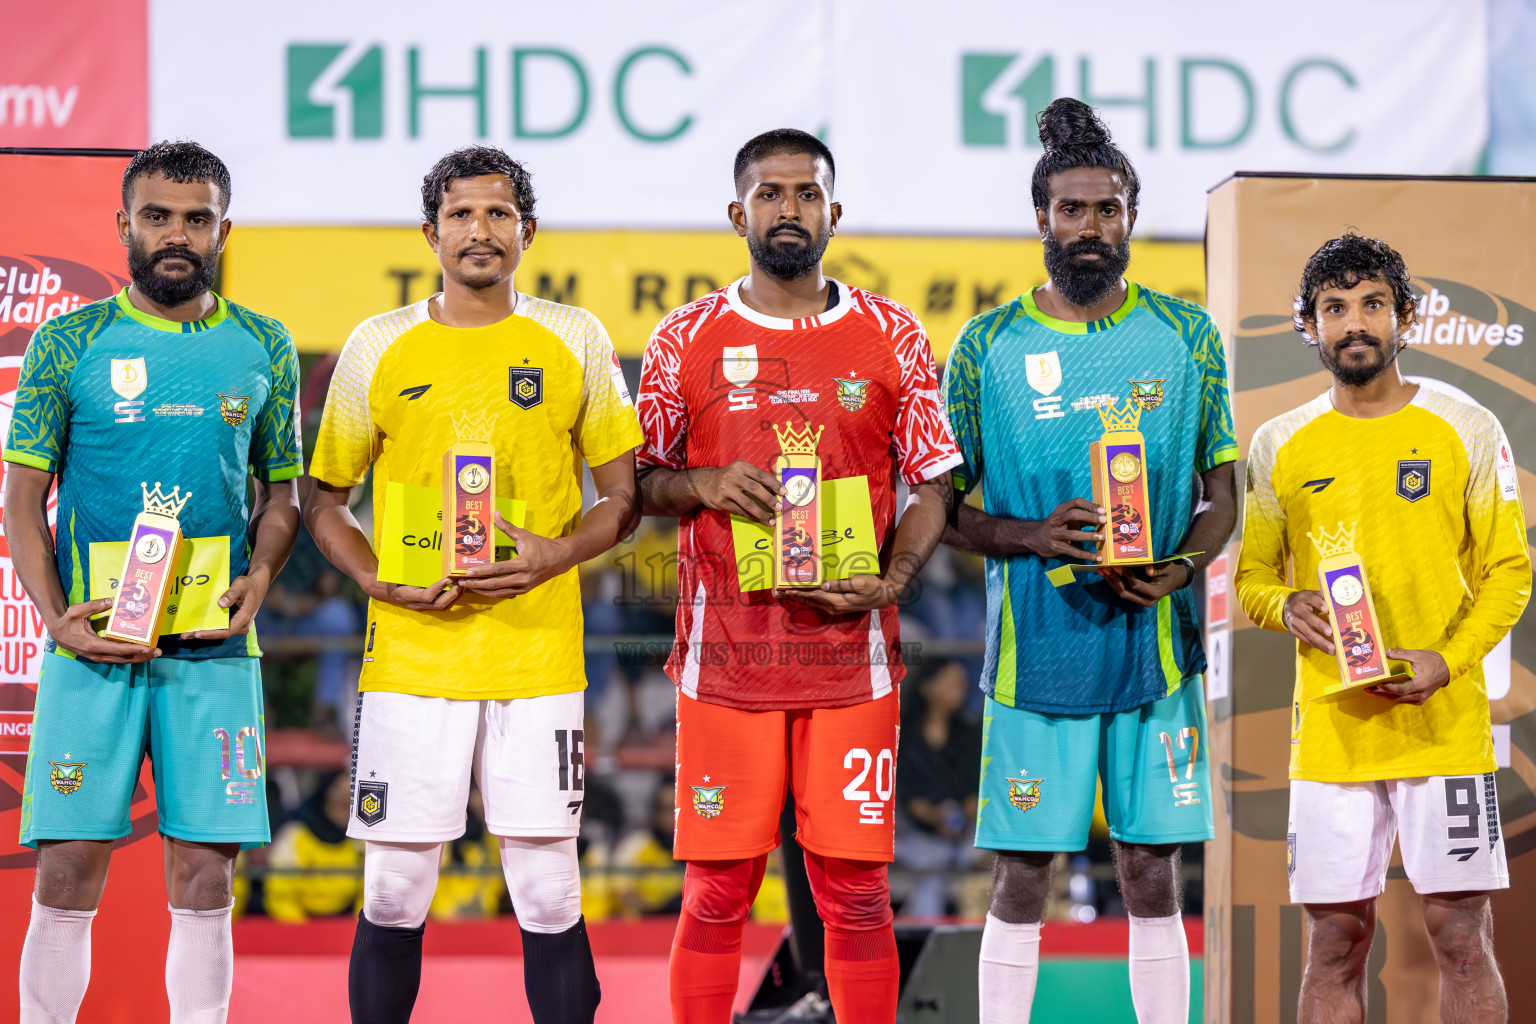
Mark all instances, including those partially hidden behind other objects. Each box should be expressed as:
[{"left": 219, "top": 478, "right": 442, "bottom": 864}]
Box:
[
  {"left": 1062, "top": 239, "right": 1116, "bottom": 261},
  {"left": 767, "top": 225, "right": 811, "bottom": 243},
  {"left": 1336, "top": 332, "right": 1382, "bottom": 349},
  {"left": 151, "top": 247, "right": 203, "bottom": 269}
]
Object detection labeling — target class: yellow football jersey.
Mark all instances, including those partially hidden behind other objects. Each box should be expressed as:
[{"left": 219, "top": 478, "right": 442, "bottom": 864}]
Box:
[
  {"left": 310, "top": 293, "right": 643, "bottom": 700},
  {"left": 1235, "top": 386, "right": 1529, "bottom": 782}
]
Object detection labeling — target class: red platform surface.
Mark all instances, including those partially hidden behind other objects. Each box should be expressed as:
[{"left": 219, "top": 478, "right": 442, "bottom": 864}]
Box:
[{"left": 229, "top": 916, "right": 1202, "bottom": 1023}]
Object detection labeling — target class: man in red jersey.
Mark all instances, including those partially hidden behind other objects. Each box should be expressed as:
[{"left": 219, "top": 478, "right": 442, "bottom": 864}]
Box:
[{"left": 637, "top": 128, "right": 961, "bottom": 1024}]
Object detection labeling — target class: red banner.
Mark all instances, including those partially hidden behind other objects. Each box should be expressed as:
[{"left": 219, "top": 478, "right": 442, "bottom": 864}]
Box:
[
  {"left": 0, "top": 0, "right": 148, "bottom": 149},
  {"left": 0, "top": 151, "right": 171, "bottom": 1023}
]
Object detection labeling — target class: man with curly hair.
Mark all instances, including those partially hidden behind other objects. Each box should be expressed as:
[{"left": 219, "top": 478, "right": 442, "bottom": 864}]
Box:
[
  {"left": 304, "top": 146, "right": 642, "bottom": 1024},
  {"left": 1236, "top": 233, "right": 1528, "bottom": 1024}
]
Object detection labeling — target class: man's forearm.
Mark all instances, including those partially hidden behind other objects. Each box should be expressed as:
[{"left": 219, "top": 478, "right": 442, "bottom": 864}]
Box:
[
  {"left": 555, "top": 487, "right": 640, "bottom": 567},
  {"left": 886, "top": 476, "right": 953, "bottom": 592},
  {"left": 1176, "top": 464, "right": 1238, "bottom": 574},
  {"left": 244, "top": 481, "right": 301, "bottom": 584},
  {"left": 638, "top": 465, "right": 710, "bottom": 517},
  {"left": 946, "top": 501, "right": 1033, "bottom": 559},
  {"left": 303, "top": 494, "right": 380, "bottom": 589}
]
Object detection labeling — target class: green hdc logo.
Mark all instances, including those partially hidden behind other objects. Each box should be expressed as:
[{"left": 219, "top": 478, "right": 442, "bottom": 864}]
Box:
[
  {"left": 960, "top": 53, "right": 1357, "bottom": 153},
  {"left": 287, "top": 43, "right": 694, "bottom": 142}
]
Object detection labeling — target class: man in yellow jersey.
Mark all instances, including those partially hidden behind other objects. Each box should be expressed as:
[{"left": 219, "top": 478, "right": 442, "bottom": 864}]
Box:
[
  {"left": 1235, "top": 233, "right": 1529, "bottom": 1024},
  {"left": 303, "top": 146, "right": 642, "bottom": 1024}
]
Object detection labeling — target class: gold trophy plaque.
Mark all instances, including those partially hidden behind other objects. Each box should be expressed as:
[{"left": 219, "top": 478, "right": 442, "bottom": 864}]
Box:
[
  {"left": 444, "top": 411, "right": 497, "bottom": 578},
  {"left": 772, "top": 421, "right": 825, "bottom": 589},
  {"left": 103, "top": 482, "right": 190, "bottom": 646},
  {"left": 1089, "top": 399, "right": 1154, "bottom": 564},
  {"left": 1308, "top": 521, "right": 1396, "bottom": 692}
]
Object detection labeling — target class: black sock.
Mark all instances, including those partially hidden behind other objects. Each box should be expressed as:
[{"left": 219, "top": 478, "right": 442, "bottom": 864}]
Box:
[
  {"left": 521, "top": 917, "right": 601, "bottom": 1024},
  {"left": 349, "top": 913, "right": 425, "bottom": 1024}
]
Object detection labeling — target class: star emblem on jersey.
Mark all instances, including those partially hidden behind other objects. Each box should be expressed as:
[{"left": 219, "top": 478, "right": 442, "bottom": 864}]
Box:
[
  {"left": 1005, "top": 774, "right": 1042, "bottom": 813},
  {"left": 691, "top": 785, "right": 727, "bottom": 819},
  {"left": 509, "top": 366, "right": 543, "bottom": 409},
  {"left": 49, "top": 761, "right": 86, "bottom": 795},
  {"left": 356, "top": 780, "right": 388, "bottom": 826},
  {"left": 832, "top": 376, "right": 870, "bottom": 412},
  {"left": 1127, "top": 379, "right": 1165, "bottom": 410},
  {"left": 216, "top": 393, "right": 251, "bottom": 427},
  {"left": 1396, "top": 459, "right": 1430, "bottom": 502},
  {"left": 1024, "top": 352, "right": 1062, "bottom": 396}
]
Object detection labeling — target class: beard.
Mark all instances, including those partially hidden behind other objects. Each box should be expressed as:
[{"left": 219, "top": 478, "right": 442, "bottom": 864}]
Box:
[
  {"left": 454, "top": 244, "right": 509, "bottom": 290},
  {"left": 1042, "top": 230, "right": 1131, "bottom": 309},
  {"left": 1317, "top": 330, "right": 1400, "bottom": 387},
  {"left": 127, "top": 235, "right": 219, "bottom": 307},
  {"left": 746, "top": 222, "right": 829, "bottom": 281}
]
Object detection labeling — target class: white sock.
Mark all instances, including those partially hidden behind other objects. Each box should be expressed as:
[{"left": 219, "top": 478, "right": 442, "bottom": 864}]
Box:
[
  {"left": 1128, "top": 912, "right": 1189, "bottom": 1024},
  {"left": 979, "top": 913, "right": 1040, "bottom": 1024},
  {"left": 19, "top": 897, "right": 95, "bottom": 1024},
  {"left": 165, "top": 903, "right": 234, "bottom": 1024}
]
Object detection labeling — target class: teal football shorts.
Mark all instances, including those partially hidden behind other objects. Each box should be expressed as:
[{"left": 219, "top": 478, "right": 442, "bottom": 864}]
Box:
[
  {"left": 976, "top": 676, "right": 1213, "bottom": 851},
  {"left": 20, "top": 651, "right": 270, "bottom": 849}
]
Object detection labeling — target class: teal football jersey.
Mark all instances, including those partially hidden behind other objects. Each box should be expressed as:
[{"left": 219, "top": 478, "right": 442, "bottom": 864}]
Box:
[
  {"left": 943, "top": 283, "right": 1237, "bottom": 714},
  {"left": 4, "top": 289, "right": 302, "bottom": 659}
]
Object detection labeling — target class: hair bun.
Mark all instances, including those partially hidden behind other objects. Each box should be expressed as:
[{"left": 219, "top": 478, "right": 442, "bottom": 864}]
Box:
[{"left": 1036, "top": 97, "right": 1112, "bottom": 152}]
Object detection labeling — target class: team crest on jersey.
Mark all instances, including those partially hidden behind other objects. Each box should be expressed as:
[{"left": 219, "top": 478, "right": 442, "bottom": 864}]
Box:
[
  {"left": 692, "top": 785, "right": 727, "bottom": 819},
  {"left": 1005, "top": 774, "right": 1043, "bottom": 813},
  {"left": 111, "top": 358, "right": 147, "bottom": 401},
  {"left": 356, "top": 780, "right": 388, "bottom": 826},
  {"left": 1396, "top": 460, "right": 1430, "bottom": 502},
  {"left": 510, "top": 366, "right": 543, "bottom": 409},
  {"left": 49, "top": 761, "right": 86, "bottom": 795},
  {"left": 1024, "top": 352, "right": 1062, "bottom": 396},
  {"left": 216, "top": 393, "right": 251, "bottom": 427},
  {"left": 1127, "top": 379, "right": 1165, "bottom": 410},
  {"left": 832, "top": 377, "right": 870, "bottom": 412}
]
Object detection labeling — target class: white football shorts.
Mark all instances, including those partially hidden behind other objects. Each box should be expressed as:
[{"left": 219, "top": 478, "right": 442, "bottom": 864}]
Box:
[
  {"left": 1287, "top": 774, "right": 1508, "bottom": 904},
  {"left": 348, "top": 689, "right": 587, "bottom": 843}
]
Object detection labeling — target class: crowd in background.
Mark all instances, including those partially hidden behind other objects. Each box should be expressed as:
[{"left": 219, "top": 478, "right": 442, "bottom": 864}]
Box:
[{"left": 234, "top": 355, "right": 1202, "bottom": 926}]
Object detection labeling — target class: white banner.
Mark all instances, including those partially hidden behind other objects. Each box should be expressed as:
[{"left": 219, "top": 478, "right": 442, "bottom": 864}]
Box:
[{"left": 149, "top": 0, "right": 1487, "bottom": 237}]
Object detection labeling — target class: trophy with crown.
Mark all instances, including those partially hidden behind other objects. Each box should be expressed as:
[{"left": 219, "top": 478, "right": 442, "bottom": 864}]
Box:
[
  {"left": 1308, "top": 521, "right": 1400, "bottom": 692},
  {"left": 1089, "top": 399, "right": 1154, "bottom": 565},
  {"left": 773, "top": 421, "right": 825, "bottom": 588},
  {"left": 103, "top": 482, "right": 191, "bottom": 646},
  {"left": 444, "top": 410, "right": 497, "bottom": 577}
]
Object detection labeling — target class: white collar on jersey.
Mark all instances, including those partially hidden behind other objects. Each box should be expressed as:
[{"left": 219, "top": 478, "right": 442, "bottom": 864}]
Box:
[
  {"left": 416, "top": 289, "right": 529, "bottom": 323},
  {"left": 724, "top": 276, "right": 855, "bottom": 330}
]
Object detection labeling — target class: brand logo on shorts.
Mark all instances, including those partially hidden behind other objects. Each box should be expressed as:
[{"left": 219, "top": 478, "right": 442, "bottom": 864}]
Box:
[
  {"left": 1005, "top": 773, "right": 1042, "bottom": 813},
  {"left": 356, "top": 780, "right": 388, "bottom": 826},
  {"left": 691, "top": 784, "right": 727, "bottom": 819},
  {"left": 49, "top": 761, "right": 86, "bottom": 795}
]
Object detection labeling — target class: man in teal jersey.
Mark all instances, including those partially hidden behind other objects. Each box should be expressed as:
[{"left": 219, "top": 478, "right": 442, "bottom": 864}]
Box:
[
  {"left": 5, "top": 142, "right": 301, "bottom": 1023},
  {"left": 942, "top": 99, "right": 1237, "bottom": 1024}
]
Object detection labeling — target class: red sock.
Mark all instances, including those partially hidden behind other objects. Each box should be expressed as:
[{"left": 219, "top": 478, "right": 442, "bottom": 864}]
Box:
[
  {"left": 824, "top": 925, "right": 900, "bottom": 1023},
  {"left": 669, "top": 911, "right": 743, "bottom": 1024}
]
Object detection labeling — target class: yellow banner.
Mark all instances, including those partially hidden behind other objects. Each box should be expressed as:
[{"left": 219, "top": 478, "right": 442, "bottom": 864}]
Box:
[
  {"left": 88, "top": 537, "right": 231, "bottom": 634},
  {"left": 221, "top": 229, "right": 1203, "bottom": 359},
  {"left": 377, "top": 481, "right": 527, "bottom": 588},
  {"left": 728, "top": 475, "right": 878, "bottom": 593}
]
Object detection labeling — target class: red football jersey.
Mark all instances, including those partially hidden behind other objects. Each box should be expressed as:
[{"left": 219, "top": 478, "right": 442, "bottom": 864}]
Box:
[{"left": 637, "top": 278, "right": 962, "bottom": 711}]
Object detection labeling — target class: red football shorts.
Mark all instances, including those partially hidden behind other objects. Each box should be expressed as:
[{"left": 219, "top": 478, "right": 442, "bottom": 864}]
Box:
[{"left": 674, "top": 690, "right": 900, "bottom": 863}]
